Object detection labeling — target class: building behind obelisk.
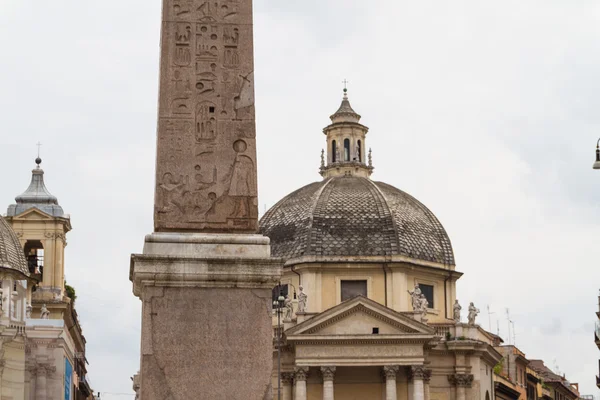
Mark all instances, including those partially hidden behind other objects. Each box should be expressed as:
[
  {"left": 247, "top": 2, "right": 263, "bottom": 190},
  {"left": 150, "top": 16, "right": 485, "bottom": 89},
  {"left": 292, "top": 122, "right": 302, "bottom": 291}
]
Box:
[{"left": 130, "top": 0, "right": 281, "bottom": 398}]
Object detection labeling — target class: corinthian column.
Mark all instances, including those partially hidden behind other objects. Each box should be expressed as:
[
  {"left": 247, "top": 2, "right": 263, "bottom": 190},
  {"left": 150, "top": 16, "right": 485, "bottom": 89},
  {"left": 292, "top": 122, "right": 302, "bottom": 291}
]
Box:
[
  {"left": 295, "top": 367, "right": 309, "bottom": 400},
  {"left": 448, "top": 373, "right": 474, "bottom": 400},
  {"left": 321, "top": 366, "right": 336, "bottom": 400},
  {"left": 34, "top": 365, "right": 48, "bottom": 400},
  {"left": 383, "top": 366, "right": 400, "bottom": 400},
  {"left": 410, "top": 366, "right": 426, "bottom": 400},
  {"left": 423, "top": 369, "right": 432, "bottom": 400},
  {"left": 281, "top": 372, "right": 293, "bottom": 400}
]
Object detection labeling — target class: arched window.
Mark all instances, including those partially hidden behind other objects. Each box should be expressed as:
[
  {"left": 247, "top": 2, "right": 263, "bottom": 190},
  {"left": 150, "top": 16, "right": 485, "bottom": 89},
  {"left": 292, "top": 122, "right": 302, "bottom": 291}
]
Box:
[
  {"left": 344, "top": 139, "right": 350, "bottom": 161},
  {"left": 357, "top": 140, "right": 362, "bottom": 162},
  {"left": 485, "top": 391, "right": 490, "bottom": 400},
  {"left": 24, "top": 240, "right": 44, "bottom": 276},
  {"left": 332, "top": 140, "right": 337, "bottom": 163}
]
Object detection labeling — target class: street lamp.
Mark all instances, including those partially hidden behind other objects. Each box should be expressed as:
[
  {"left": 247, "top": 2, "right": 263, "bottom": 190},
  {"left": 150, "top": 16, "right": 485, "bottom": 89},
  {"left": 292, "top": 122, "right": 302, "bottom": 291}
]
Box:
[
  {"left": 273, "top": 285, "right": 285, "bottom": 400},
  {"left": 593, "top": 138, "right": 600, "bottom": 170}
]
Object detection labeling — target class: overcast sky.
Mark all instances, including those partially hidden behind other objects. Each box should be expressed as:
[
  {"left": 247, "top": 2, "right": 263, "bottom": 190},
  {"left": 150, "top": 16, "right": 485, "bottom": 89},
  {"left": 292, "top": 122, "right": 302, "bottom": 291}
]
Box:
[{"left": 1, "top": 0, "right": 600, "bottom": 397}]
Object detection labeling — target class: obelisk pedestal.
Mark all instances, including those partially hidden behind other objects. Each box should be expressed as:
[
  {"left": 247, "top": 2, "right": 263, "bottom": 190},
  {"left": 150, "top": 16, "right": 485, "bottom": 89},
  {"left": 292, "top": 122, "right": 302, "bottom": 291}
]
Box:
[
  {"left": 130, "top": 234, "right": 280, "bottom": 399},
  {"left": 130, "top": 0, "right": 282, "bottom": 397}
]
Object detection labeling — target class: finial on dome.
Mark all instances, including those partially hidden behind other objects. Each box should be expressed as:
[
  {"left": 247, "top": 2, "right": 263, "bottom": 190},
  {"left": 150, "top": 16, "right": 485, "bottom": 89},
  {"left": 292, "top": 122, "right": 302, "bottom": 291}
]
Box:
[
  {"left": 342, "top": 79, "right": 349, "bottom": 100},
  {"left": 35, "top": 142, "right": 42, "bottom": 169}
]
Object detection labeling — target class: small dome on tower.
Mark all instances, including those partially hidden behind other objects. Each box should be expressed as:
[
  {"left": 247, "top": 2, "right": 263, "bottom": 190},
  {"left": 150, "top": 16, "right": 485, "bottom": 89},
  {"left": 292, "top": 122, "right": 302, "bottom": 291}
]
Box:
[
  {"left": 0, "top": 215, "right": 30, "bottom": 278},
  {"left": 7, "top": 158, "right": 64, "bottom": 217},
  {"left": 330, "top": 89, "right": 361, "bottom": 123}
]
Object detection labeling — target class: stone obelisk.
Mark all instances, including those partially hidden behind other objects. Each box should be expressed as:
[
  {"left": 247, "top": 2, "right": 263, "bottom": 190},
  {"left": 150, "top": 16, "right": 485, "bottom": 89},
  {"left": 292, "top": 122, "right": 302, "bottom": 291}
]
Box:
[{"left": 130, "top": 0, "right": 281, "bottom": 398}]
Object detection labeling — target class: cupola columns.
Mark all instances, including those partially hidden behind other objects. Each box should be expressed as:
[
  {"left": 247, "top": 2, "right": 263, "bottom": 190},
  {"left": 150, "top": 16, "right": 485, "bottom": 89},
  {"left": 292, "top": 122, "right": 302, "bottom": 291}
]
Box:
[{"left": 320, "top": 88, "right": 374, "bottom": 178}]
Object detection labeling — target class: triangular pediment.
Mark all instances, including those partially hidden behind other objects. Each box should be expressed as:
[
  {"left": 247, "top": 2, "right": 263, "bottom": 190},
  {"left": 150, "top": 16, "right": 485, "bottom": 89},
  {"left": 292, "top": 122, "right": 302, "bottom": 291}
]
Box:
[
  {"left": 286, "top": 296, "right": 435, "bottom": 337},
  {"left": 12, "top": 208, "right": 54, "bottom": 220}
]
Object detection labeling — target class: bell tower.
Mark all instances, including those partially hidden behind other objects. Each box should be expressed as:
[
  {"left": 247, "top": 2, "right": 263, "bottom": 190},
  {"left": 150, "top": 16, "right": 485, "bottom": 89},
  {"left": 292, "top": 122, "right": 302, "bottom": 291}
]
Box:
[
  {"left": 320, "top": 87, "right": 374, "bottom": 178},
  {"left": 5, "top": 157, "right": 71, "bottom": 318}
]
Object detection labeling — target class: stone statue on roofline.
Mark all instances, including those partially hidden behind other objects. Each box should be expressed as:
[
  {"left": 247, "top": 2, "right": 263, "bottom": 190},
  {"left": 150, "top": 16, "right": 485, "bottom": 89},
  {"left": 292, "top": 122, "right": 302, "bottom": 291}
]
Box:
[
  {"left": 408, "top": 284, "right": 422, "bottom": 311},
  {"left": 40, "top": 304, "right": 50, "bottom": 319},
  {"left": 453, "top": 300, "right": 462, "bottom": 323},
  {"left": 297, "top": 285, "right": 307, "bottom": 313},
  {"left": 283, "top": 295, "right": 294, "bottom": 321},
  {"left": 467, "top": 302, "right": 479, "bottom": 326}
]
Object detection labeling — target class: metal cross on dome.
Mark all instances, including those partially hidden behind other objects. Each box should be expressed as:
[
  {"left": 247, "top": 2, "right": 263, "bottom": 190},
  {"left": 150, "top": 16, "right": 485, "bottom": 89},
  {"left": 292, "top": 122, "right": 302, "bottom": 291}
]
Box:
[
  {"left": 342, "top": 79, "right": 349, "bottom": 90},
  {"left": 36, "top": 141, "right": 42, "bottom": 158}
]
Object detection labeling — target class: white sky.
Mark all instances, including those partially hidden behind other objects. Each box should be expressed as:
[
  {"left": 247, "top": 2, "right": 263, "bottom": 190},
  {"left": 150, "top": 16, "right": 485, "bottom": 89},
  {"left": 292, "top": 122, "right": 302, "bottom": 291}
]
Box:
[{"left": 1, "top": 0, "right": 600, "bottom": 396}]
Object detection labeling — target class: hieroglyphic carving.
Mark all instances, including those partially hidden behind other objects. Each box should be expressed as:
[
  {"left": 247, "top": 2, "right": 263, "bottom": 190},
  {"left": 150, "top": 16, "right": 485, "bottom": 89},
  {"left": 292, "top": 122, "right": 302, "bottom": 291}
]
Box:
[{"left": 155, "top": 0, "right": 258, "bottom": 232}]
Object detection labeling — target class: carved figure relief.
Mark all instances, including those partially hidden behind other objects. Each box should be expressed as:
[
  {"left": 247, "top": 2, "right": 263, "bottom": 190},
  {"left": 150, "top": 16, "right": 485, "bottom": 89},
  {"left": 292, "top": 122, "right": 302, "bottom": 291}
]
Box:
[
  {"left": 195, "top": 101, "right": 218, "bottom": 140},
  {"left": 227, "top": 140, "right": 256, "bottom": 218},
  {"left": 155, "top": 0, "right": 258, "bottom": 231},
  {"left": 234, "top": 72, "right": 254, "bottom": 119},
  {"left": 158, "top": 173, "right": 188, "bottom": 215}
]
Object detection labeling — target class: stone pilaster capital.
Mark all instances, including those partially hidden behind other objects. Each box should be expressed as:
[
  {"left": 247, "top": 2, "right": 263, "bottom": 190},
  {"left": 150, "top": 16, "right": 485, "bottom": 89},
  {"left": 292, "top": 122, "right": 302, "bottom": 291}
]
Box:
[
  {"left": 383, "top": 365, "right": 400, "bottom": 380},
  {"left": 294, "top": 367, "right": 309, "bottom": 382},
  {"left": 281, "top": 372, "right": 294, "bottom": 385},
  {"left": 423, "top": 369, "right": 432, "bottom": 383},
  {"left": 410, "top": 365, "right": 427, "bottom": 381},
  {"left": 320, "top": 366, "right": 336, "bottom": 382},
  {"left": 448, "top": 373, "right": 474, "bottom": 388}
]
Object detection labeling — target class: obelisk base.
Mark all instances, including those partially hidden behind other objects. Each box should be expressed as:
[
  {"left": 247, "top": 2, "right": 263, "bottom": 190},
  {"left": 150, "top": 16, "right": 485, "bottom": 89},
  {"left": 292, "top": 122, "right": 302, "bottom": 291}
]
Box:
[{"left": 130, "top": 233, "right": 282, "bottom": 400}]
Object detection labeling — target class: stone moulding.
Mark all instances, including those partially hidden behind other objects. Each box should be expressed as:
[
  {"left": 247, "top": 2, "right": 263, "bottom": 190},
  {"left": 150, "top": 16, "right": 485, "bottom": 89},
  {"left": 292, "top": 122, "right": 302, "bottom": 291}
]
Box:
[{"left": 130, "top": 255, "right": 282, "bottom": 296}]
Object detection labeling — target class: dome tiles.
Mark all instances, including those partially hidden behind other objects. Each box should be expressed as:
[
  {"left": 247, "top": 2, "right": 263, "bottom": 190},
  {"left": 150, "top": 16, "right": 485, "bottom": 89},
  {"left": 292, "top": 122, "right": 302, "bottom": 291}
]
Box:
[{"left": 259, "top": 176, "right": 455, "bottom": 266}]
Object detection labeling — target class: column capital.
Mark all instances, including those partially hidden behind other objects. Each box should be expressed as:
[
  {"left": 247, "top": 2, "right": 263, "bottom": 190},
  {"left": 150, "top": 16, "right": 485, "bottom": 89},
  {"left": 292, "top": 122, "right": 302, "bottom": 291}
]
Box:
[
  {"left": 281, "top": 372, "right": 294, "bottom": 385},
  {"left": 383, "top": 365, "right": 400, "bottom": 380},
  {"left": 410, "top": 365, "right": 427, "bottom": 381},
  {"left": 294, "top": 367, "right": 309, "bottom": 382},
  {"left": 320, "top": 366, "right": 336, "bottom": 381},
  {"left": 448, "top": 373, "right": 474, "bottom": 388},
  {"left": 423, "top": 369, "right": 432, "bottom": 383}
]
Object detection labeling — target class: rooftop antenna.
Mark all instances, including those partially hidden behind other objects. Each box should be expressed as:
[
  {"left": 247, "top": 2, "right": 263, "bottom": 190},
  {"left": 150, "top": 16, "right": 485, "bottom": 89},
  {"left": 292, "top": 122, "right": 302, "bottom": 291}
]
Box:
[
  {"left": 506, "top": 308, "right": 512, "bottom": 345},
  {"left": 496, "top": 319, "right": 500, "bottom": 337},
  {"left": 487, "top": 305, "right": 496, "bottom": 332},
  {"left": 510, "top": 320, "right": 516, "bottom": 347}
]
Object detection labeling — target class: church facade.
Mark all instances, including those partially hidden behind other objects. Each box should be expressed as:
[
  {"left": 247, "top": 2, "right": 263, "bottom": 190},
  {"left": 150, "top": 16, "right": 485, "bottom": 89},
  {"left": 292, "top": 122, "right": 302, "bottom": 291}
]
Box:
[{"left": 260, "top": 90, "right": 501, "bottom": 400}]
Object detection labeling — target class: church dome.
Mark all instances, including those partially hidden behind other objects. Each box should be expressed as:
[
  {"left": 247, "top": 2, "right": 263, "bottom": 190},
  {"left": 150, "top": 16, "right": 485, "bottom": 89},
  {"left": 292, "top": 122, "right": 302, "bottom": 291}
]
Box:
[
  {"left": 260, "top": 175, "right": 455, "bottom": 266},
  {"left": 0, "top": 215, "right": 30, "bottom": 278}
]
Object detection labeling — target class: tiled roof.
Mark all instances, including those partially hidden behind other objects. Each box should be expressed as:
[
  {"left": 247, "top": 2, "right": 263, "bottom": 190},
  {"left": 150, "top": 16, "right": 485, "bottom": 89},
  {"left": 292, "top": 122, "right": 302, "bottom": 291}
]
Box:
[
  {"left": 260, "top": 176, "right": 455, "bottom": 266},
  {"left": 0, "top": 216, "right": 30, "bottom": 278}
]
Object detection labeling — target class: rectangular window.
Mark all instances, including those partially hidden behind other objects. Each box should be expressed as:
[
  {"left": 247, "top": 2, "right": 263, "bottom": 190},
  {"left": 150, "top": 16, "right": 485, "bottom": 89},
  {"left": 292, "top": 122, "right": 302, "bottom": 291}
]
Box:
[
  {"left": 419, "top": 284, "right": 434, "bottom": 308},
  {"left": 341, "top": 280, "right": 367, "bottom": 301}
]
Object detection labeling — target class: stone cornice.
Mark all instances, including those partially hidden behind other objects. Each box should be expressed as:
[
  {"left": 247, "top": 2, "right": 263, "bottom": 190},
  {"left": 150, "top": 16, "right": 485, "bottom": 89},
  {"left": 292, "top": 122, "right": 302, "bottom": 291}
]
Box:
[
  {"left": 284, "top": 257, "right": 460, "bottom": 274},
  {"left": 130, "top": 255, "right": 282, "bottom": 296},
  {"left": 287, "top": 336, "right": 434, "bottom": 346}
]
